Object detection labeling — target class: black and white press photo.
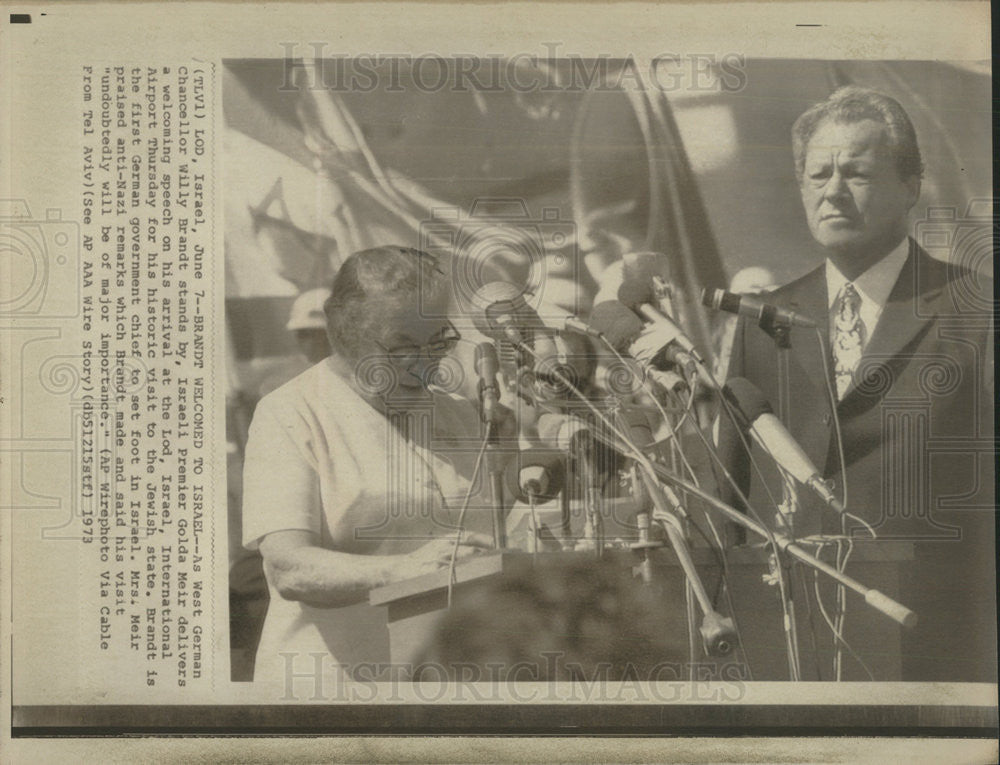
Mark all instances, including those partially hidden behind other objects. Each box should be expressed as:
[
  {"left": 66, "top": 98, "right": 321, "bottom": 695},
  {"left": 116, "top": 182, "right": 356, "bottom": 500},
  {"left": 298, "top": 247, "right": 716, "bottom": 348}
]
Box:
[
  {"left": 221, "top": 56, "right": 994, "bottom": 690},
  {"left": 1, "top": 2, "right": 995, "bottom": 760}
]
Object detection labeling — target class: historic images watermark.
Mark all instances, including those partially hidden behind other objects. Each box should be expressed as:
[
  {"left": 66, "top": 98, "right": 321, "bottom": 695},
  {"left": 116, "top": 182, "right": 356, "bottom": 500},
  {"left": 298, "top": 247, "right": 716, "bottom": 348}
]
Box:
[
  {"left": 277, "top": 653, "right": 750, "bottom": 702},
  {"left": 276, "top": 44, "right": 749, "bottom": 95}
]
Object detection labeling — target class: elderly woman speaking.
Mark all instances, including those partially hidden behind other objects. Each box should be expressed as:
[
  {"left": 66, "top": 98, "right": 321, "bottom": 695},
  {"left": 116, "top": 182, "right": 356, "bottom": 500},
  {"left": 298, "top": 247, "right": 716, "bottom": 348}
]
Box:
[{"left": 242, "top": 245, "right": 498, "bottom": 686}]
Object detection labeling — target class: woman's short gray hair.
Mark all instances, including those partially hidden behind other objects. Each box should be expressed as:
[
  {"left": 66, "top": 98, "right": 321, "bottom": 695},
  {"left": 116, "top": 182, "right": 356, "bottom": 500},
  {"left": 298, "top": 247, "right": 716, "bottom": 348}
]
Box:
[
  {"left": 791, "top": 86, "right": 923, "bottom": 182},
  {"left": 323, "top": 246, "right": 448, "bottom": 359}
]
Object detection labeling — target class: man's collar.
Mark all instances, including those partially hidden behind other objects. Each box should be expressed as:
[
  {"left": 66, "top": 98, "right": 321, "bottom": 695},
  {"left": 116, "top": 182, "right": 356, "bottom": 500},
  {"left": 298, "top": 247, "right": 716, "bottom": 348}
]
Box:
[{"left": 825, "top": 238, "right": 910, "bottom": 310}]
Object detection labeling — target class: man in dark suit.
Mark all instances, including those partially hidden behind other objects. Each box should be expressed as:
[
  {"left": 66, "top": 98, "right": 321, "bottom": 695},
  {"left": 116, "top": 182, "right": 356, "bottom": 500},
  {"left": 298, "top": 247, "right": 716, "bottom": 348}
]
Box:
[{"left": 720, "top": 86, "right": 995, "bottom": 681}]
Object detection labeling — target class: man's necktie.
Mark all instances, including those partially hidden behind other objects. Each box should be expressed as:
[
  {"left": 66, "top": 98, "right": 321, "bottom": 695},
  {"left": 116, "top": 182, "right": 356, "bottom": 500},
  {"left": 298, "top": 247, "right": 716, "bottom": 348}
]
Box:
[{"left": 833, "top": 282, "right": 866, "bottom": 399}]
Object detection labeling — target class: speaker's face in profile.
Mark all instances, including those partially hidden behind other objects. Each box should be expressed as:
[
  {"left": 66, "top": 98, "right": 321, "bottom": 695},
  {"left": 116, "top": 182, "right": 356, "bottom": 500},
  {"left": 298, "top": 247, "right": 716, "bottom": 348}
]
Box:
[
  {"left": 373, "top": 296, "right": 460, "bottom": 391},
  {"left": 799, "top": 118, "right": 919, "bottom": 258}
]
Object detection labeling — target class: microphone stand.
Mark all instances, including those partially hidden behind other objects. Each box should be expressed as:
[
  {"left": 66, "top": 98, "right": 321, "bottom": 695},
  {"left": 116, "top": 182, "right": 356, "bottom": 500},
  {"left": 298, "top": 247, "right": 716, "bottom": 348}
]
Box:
[
  {"left": 484, "top": 422, "right": 507, "bottom": 549},
  {"left": 608, "top": 400, "right": 660, "bottom": 584},
  {"left": 755, "top": 313, "right": 805, "bottom": 521},
  {"left": 477, "top": 376, "right": 508, "bottom": 550},
  {"left": 754, "top": 309, "right": 805, "bottom": 678},
  {"left": 636, "top": 463, "right": 738, "bottom": 657},
  {"left": 612, "top": 389, "right": 737, "bottom": 657},
  {"left": 756, "top": 307, "right": 793, "bottom": 423},
  {"left": 666, "top": 396, "right": 708, "bottom": 677},
  {"left": 773, "top": 466, "right": 803, "bottom": 679},
  {"left": 582, "top": 435, "right": 605, "bottom": 556},
  {"left": 647, "top": 462, "right": 918, "bottom": 629}
]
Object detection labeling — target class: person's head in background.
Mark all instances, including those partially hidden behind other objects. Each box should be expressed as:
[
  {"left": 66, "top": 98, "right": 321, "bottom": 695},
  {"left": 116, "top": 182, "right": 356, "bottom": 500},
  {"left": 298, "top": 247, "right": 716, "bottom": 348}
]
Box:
[
  {"left": 412, "top": 557, "right": 687, "bottom": 682},
  {"left": 792, "top": 86, "right": 922, "bottom": 279},
  {"left": 728, "top": 266, "right": 777, "bottom": 296},
  {"left": 323, "top": 246, "right": 460, "bottom": 397},
  {"left": 286, "top": 288, "right": 333, "bottom": 363}
]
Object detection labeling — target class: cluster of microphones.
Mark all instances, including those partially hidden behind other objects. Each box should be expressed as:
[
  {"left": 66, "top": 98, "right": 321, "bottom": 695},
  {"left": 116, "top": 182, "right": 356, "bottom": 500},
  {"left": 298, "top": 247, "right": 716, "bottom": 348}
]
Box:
[
  {"left": 467, "top": 251, "right": 843, "bottom": 522},
  {"left": 462, "top": 253, "right": 922, "bottom": 641}
]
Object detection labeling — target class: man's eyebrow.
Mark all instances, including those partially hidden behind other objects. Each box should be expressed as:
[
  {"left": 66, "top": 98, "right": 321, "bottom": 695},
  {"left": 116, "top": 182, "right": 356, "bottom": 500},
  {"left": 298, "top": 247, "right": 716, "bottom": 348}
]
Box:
[{"left": 839, "top": 155, "right": 875, "bottom": 168}]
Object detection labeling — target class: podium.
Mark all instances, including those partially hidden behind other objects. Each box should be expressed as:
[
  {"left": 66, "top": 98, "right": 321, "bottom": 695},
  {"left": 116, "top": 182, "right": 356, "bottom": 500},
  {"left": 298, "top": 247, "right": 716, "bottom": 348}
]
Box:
[{"left": 369, "top": 542, "right": 915, "bottom": 681}]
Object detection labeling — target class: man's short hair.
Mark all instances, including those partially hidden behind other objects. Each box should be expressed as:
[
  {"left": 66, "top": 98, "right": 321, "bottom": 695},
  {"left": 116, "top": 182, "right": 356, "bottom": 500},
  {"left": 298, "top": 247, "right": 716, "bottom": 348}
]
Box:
[
  {"left": 323, "top": 245, "right": 448, "bottom": 359},
  {"left": 791, "top": 85, "right": 923, "bottom": 182}
]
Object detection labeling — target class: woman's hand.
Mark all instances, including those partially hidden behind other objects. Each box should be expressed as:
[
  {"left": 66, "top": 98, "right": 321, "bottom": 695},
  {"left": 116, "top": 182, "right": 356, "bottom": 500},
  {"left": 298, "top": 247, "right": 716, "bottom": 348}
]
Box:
[
  {"left": 257, "top": 529, "right": 495, "bottom": 607},
  {"left": 397, "top": 531, "right": 495, "bottom": 579}
]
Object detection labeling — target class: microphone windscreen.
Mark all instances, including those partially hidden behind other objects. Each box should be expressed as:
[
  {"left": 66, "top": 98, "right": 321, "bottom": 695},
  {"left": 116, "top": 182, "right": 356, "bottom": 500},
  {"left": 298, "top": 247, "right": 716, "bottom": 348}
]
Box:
[
  {"left": 617, "top": 277, "right": 656, "bottom": 310},
  {"left": 589, "top": 301, "right": 643, "bottom": 352},
  {"left": 504, "top": 447, "right": 566, "bottom": 502},
  {"left": 622, "top": 251, "right": 670, "bottom": 295},
  {"left": 722, "top": 377, "right": 773, "bottom": 431}
]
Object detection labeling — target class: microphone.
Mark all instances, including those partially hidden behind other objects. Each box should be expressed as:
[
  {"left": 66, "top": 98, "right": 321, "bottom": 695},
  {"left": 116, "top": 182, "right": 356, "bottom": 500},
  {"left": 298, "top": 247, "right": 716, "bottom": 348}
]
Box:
[
  {"left": 474, "top": 342, "right": 501, "bottom": 424},
  {"left": 529, "top": 332, "right": 586, "bottom": 402},
  {"left": 723, "top": 377, "right": 844, "bottom": 515},
  {"left": 534, "top": 301, "right": 604, "bottom": 339},
  {"left": 505, "top": 448, "right": 565, "bottom": 502},
  {"left": 701, "top": 287, "right": 817, "bottom": 329},
  {"left": 590, "top": 300, "right": 644, "bottom": 349},
  {"left": 617, "top": 279, "right": 703, "bottom": 366},
  {"left": 622, "top": 251, "right": 667, "bottom": 285},
  {"left": 597, "top": 250, "right": 678, "bottom": 317},
  {"left": 537, "top": 414, "right": 593, "bottom": 491},
  {"left": 622, "top": 250, "right": 680, "bottom": 316},
  {"left": 472, "top": 282, "right": 602, "bottom": 347},
  {"left": 589, "top": 300, "right": 693, "bottom": 392},
  {"left": 536, "top": 411, "right": 592, "bottom": 452},
  {"left": 536, "top": 411, "right": 630, "bottom": 475},
  {"left": 471, "top": 281, "right": 540, "bottom": 346}
]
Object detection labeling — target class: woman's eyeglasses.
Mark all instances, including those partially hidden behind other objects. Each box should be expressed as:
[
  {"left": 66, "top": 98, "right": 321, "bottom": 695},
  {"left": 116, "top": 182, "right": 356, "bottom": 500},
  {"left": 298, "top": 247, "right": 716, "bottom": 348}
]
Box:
[{"left": 375, "top": 320, "right": 461, "bottom": 367}]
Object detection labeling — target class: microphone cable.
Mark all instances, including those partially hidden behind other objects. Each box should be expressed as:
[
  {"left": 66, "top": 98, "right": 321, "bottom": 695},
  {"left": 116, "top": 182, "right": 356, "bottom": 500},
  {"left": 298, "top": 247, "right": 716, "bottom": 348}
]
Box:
[
  {"left": 598, "top": 334, "right": 704, "bottom": 488},
  {"left": 527, "top": 490, "right": 541, "bottom": 566},
  {"left": 811, "top": 325, "right": 878, "bottom": 680},
  {"left": 806, "top": 536, "right": 875, "bottom": 680},
  {"left": 446, "top": 420, "right": 493, "bottom": 609},
  {"left": 812, "top": 326, "right": 877, "bottom": 540}
]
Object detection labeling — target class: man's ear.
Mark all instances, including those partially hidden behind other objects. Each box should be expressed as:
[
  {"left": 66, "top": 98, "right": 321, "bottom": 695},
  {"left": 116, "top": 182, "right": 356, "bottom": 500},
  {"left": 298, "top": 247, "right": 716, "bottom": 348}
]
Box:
[{"left": 904, "top": 175, "right": 921, "bottom": 210}]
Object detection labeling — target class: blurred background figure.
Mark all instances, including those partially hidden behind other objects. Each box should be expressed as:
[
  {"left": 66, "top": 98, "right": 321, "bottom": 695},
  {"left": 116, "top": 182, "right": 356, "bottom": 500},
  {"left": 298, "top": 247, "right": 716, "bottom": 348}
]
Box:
[
  {"left": 413, "top": 557, "right": 688, "bottom": 681},
  {"left": 259, "top": 287, "right": 333, "bottom": 396},
  {"left": 288, "top": 287, "right": 335, "bottom": 362},
  {"left": 728, "top": 266, "right": 779, "bottom": 297},
  {"left": 711, "top": 266, "right": 778, "bottom": 383}
]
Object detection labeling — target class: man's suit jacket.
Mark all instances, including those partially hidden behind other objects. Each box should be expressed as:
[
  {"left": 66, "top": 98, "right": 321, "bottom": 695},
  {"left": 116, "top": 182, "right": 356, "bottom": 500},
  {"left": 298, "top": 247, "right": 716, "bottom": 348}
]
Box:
[{"left": 721, "top": 239, "right": 995, "bottom": 681}]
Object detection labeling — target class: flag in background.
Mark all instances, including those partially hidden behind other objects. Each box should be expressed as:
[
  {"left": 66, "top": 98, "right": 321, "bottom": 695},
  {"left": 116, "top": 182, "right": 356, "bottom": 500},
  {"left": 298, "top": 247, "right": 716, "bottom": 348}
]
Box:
[
  {"left": 222, "top": 57, "right": 990, "bottom": 397},
  {"left": 222, "top": 57, "right": 734, "bottom": 396}
]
